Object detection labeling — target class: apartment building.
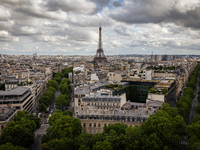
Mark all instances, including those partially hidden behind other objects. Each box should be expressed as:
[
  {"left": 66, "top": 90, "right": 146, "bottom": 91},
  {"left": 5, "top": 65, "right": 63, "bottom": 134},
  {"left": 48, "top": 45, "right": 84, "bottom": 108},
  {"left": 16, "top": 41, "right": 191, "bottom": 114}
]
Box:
[
  {"left": 0, "top": 106, "right": 18, "bottom": 133},
  {"left": 5, "top": 80, "right": 18, "bottom": 91},
  {"left": 74, "top": 86, "right": 91, "bottom": 107},
  {"left": 0, "top": 86, "right": 34, "bottom": 113},
  {"left": 78, "top": 103, "right": 157, "bottom": 134},
  {"left": 81, "top": 92, "right": 126, "bottom": 110},
  {"left": 146, "top": 80, "right": 177, "bottom": 107}
]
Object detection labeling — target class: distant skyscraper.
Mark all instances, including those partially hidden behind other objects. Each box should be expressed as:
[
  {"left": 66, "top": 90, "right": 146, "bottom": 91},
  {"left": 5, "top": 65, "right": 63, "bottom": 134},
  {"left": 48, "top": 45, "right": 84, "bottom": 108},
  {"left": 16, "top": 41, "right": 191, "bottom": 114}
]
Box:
[
  {"left": 93, "top": 25, "right": 107, "bottom": 63},
  {"left": 155, "top": 55, "right": 162, "bottom": 61},
  {"left": 150, "top": 51, "right": 154, "bottom": 62},
  {"left": 173, "top": 55, "right": 176, "bottom": 60},
  {"left": 162, "top": 54, "right": 168, "bottom": 61},
  {"left": 144, "top": 55, "right": 148, "bottom": 62}
]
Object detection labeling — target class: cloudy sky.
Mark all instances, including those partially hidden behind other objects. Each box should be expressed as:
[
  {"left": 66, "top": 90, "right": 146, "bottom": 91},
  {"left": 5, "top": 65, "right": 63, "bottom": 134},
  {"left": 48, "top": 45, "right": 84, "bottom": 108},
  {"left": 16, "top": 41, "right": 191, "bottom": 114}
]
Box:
[{"left": 0, "top": 0, "right": 200, "bottom": 55}]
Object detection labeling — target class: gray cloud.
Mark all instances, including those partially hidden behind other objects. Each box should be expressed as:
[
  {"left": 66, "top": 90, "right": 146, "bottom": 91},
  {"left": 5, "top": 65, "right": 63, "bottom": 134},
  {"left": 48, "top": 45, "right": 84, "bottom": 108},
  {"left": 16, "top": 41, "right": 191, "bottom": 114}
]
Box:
[
  {"left": 1, "top": 0, "right": 31, "bottom": 6},
  {"left": 15, "top": 5, "right": 67, "bottom": 20},
  {"left": 92, "top": 0, "right": 110, "bottom": 7},
  {"left": 0, "top": 0, "right": 199, "bottom": 55},
  {"left": 114, "top": 26, "right": 130, "bottom": 36},
  {"left": 66, "top": 13, "right": 114, "bottom": 27},
  {"left": 113, "top": 1, "right": 122, "bottom": 7},
  {"left": 0, "top": 6, "right": 11, "bottom": 21},
  {"left": 46, "top": 0, "right": 98, "bottom": 14},
  {"left": 110, "top": 0, "right": 200, "bottom": 29},
  {"left": 0, "top": 30, "right": 18, "bottom": 42}
]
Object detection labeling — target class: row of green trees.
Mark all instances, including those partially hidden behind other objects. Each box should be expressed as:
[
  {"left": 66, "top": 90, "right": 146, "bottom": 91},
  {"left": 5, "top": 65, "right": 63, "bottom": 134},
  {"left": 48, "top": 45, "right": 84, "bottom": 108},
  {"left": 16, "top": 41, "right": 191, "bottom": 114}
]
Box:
[
  {"left": 60, "top": 78, "right": 70, "bottom": 95},
  {"left": 39, "top": 80, "right": 57, "bottom": 112},
  {"left": 176, "top": 63, "right": 200, "bottom": 117},
  {"left": 187, "top": 91, "right": 200, "bottom": 149},
  {"left": 195, "top": 88, "right": 200, "bottom": 114},
  {"left": 147, "top": 66, "right": 175, "bottom": 70},
  {"left": 40, "top": 103, "right": 187, "bottom": 150},
  {"left": 52, "top": 72, "right": 63, "bottom": 84},
  {"left": 62, "top": 67, "right": 73, "bottom": 78},
  {"left": 187, "top": 64, "right": 200, "bottom": 149},
  {"left": 55, "top": 78, "right": 71, "bottom": 111},
  {"left": 187, "top": 114, "right": 200, "bottom": 149},
  {"left": 51, "top": 67, "right": 73, "bottom": 84},
  {"left": 186, "top": 64, "right": 200, "bottom": 90},
  {"left": 0, "top": 111, "right": 41, "bottom": 149},
  {"left": 176, "top": 87, "right": 194, "bottom": 117}
]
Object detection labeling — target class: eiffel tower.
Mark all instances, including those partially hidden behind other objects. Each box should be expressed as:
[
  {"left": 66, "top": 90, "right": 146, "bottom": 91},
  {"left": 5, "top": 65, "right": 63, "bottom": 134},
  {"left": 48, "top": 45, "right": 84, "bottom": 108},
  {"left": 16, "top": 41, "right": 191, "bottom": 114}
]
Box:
[{"left": 93, "top": 25, "right": 107, "bottom": 63}]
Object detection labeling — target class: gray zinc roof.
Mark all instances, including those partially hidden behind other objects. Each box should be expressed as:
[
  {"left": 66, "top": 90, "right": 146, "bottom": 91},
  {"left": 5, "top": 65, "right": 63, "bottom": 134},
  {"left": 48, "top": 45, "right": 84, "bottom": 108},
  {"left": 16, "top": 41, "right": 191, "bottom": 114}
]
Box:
[
  {"left": 0, "top": 86, "right": 29, "bottom": 96},
  {"left": 75, "top": 87, "right": 90, "bottom": 95}
]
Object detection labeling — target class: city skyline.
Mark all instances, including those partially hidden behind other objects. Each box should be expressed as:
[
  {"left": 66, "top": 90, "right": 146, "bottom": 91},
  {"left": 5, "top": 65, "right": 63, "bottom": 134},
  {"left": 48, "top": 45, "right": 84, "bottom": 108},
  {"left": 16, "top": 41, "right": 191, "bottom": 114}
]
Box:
[{"left": 0, "top": 0, "right": 200, "bottom": 55}]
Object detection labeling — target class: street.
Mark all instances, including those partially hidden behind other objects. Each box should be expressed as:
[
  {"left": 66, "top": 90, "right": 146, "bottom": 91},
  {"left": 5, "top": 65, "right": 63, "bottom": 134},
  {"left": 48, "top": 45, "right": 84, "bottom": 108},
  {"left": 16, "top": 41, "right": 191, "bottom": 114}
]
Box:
[
  {"left": 31, "top": 89, "right": 61, "bottom": 150},
  {"left": 189, "top": 77, "right": 199, "bottom": 123},
  {"left": 31, "top": 124, "right": 50, "bottom": 150}
]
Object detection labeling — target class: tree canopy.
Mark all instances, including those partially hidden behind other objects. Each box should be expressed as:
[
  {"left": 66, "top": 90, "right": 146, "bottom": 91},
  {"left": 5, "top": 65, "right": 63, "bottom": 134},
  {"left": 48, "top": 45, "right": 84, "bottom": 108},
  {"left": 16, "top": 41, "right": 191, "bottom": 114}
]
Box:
[
  {"left": 39, "top": 103, "right": 47, "bottom": 112},
  {"left": 42, "top": 112, "right": 82, "bottom": 145},
  {"left": 14, "top": 110, "right": 41, "bottom": 129},
  {"left": 0, "top": 111, "right": 38, "bottom": 148},
  {"left": 62, "top": 67, "right": 73, "bottom": 78},
  {"left": 0, "top": 142, "right": 27, "bottom": 150},
  {"left": 40, "top": 103, "right": 188, "bottom": 150},
  {"left": 47, "top": 80, "right": 58, "bottom": 90},
  {"left": 55, "top": 94, "right": 70, "bottom": 111}
]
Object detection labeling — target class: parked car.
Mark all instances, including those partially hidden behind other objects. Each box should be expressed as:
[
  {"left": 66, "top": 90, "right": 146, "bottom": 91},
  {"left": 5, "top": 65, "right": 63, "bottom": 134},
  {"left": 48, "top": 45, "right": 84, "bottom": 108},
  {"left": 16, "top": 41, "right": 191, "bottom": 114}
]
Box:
[{"left": 44, "top": 114, "right": 47, "bottom": 118}]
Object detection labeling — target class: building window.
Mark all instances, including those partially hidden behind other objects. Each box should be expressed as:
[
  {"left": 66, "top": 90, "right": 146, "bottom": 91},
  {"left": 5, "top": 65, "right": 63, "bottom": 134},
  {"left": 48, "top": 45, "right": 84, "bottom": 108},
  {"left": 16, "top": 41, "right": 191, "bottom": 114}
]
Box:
[
  {"left": 89, "top": 130, "right": 92, "bottom": 134},
  {"left": 89, "top": 123, "right": 92, "bottom": 127},
  {"left": 83, "top": 123, "right": 86, "bottom": 127},
  {"left": 94, "top": 123, "right": 96, "bottom": 127},
  {"left": 98, "top": 129, "right": 101, "bottom": 133},
  {"left": 98, "top": 123, "right": 101, "bottom": 127},
  {"left": 1, "top": 125, "right": 4, "bottom": 130},
  {"left": 78, "top": 99, "right": 81, "bottom": 102},
  {"left": 93, "top": 129, "right": 96, "bottom": 134},
  {"left": 16, "top": 106, "right": 20, "bottom": 109},
  {"left": 104, "top": 124, "right": 107, "bottom": 127}
]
